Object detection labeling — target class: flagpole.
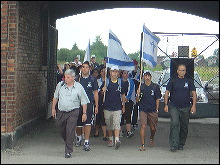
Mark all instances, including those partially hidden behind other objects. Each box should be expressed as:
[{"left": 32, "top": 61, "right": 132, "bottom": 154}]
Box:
[
  {"left": 103, "top": 62, "right": 108, "bottom": 103},
  {"left": 138, "top": 32, "right": 143, "bottom": 90}
]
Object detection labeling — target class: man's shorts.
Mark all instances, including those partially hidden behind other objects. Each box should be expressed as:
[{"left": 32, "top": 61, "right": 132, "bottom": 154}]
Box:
[
  {"left": 139, "top": 111, "right": 158, "bottom": 127},
  {"left": 77, "top": 103, "right": 93, "bottom": 126},
  {"left": 104, "top": 109, "right": 122, "bottom": 130}
]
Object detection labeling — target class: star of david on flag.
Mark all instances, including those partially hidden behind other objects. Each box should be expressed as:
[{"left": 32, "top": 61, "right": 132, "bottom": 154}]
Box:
[{"left": 141, "top": 24, "right": 160, "bottom": 67}]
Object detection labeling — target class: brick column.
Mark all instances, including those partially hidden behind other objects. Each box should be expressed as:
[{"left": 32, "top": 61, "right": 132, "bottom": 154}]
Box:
[{"left": 1, "top": 1, "right": 18, "bottom": 135}]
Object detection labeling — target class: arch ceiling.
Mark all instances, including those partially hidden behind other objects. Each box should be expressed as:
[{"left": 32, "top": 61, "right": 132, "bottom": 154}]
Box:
[{"left": 49, "top": 1, "right": 219, "bottom": 22}]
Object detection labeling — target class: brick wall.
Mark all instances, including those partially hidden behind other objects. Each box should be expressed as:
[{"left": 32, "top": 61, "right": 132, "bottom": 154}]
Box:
[
  {"left": 1, "top": 1, "right": 18, "bottom": 135},
  {"left": 1, "top": 1, "right": 51, "bottom": 149}
]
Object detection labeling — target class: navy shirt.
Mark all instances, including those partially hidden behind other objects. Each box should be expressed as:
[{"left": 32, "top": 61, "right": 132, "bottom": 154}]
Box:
[
  {"left": 122, "top": 80, "right": 129, "bottom": 96},
  {"left": 76, "top": 75, "right": 98, "bottom": 103},
  {"left": 101, "top": 78, "right": 126, "bottom": 111},
  {"left": 166, "top": 77, "right": 196, "bottom": 108},
  {"left": 139, "top": 82, "right": 161, "bottom": 113}
]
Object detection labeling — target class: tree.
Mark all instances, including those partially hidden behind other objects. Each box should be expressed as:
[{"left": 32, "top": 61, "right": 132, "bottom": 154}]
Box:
[
  {"left": 71, "top": 42, "right": 79, "bottom": 51},
  {"left": 128, "top": 51, "right": 140, "bottom": 61},
  {"left": 57, "top": 48, "right": 72, "bottom": 62},
  {"left": 213, "top": 48, "right": 219, "bottom": 66},
  {"left": 90, "top": 35, "right": 107, "bottom": 64}
]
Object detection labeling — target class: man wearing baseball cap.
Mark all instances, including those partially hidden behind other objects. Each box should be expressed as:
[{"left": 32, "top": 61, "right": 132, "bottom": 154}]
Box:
[
  {"left": 136, "top": 71, "right": 162, "bottom": 151},
  {"left": 100, "top": 65, "right": 126, "bottom": 149}
]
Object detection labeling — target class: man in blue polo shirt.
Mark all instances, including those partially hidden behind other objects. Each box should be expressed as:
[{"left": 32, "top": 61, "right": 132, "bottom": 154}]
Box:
[
  {"left": 75, "top": 61, "right": 99, "bottom": 151},
  {"left": 136, "top": 72, "right": 161, "bottom": 151},
  {"left": 164, "top": 64, "right": 197, "bottom": 152}
]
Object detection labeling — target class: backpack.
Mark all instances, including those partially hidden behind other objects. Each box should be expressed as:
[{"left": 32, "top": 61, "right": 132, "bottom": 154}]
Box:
[
  {"left": 105, "top": 77, "right": 122, "bottom": 92},
  {"left": 57, "top": 81, "right": 65, "bottom": 97},
  {"left": 55, "top": 81, "right": 65, "bottom": 110}
]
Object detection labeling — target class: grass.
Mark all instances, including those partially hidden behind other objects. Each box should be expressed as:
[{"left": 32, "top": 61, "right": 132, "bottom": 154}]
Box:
[{"left": 195, "top": 66, "right": 219, "bottom": 81}]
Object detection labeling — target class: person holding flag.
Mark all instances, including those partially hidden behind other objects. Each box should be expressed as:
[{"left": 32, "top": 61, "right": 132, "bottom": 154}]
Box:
[
  {"left": 100, "top": 65, "right": 126, "bottom": 149},
  {"left": 136, "top": 72, "right": 161, "bottom": 151},
  {"left": 136, "top": 24, "right": 161, "bottom": 151},
  {"left": 100, "top": 29, "right": 136, "bottom": 149}
]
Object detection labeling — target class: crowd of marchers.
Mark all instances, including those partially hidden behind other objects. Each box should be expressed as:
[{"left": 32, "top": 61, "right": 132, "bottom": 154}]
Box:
[{"left": 53, "top": 55, "right": 197, "bottom": 158}]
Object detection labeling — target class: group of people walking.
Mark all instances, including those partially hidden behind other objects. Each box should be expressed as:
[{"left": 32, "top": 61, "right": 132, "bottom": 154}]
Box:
[{"left": 52, "top": 56, "right": 197, "bottom": 158}]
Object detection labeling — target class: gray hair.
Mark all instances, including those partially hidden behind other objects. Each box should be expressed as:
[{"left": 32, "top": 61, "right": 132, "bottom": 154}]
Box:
[{"left": 64, "top": 69, "right": 76, "bottom": 77}]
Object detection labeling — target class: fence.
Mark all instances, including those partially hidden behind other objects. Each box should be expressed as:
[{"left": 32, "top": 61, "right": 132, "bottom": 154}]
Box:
[{"left": 144, "top": 33, "right": 219, "bottom": 104}]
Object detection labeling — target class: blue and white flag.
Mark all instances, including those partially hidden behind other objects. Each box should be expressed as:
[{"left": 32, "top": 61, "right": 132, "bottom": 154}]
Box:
[
  {"left": 141, "top": 24, "right": 160, "bottom": 67},
  {"left": 106, "top": 30, "right": 135, "bottom": 71},
  {"left": 83, "top": 39, "right": 90, "bottom": 62}
]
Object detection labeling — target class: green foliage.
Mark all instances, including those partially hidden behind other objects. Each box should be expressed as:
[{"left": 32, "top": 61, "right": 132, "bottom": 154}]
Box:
[
  {"left": 71, "top": 42, "right": 79, "bottom": 51},
  {"left": 128, "top": 51, "right": 140, "bottom": 61},
  {"left": 213, "top": 48, "right": 219, "bottom": 56},
  {"left": 143, "top": 64, "right": 163, "bottom": 71},
  {"left": 57, "top": 46, "right": 84, "bottom": 62},
  {"left": 195, "top": 66, "right": 219, "bottom": 81},
  {"left": 57, "top": 35, "right": 107, "bottom": 64},
  {"left": 90, "top": 36, "right": 107, "bottom": 63}
]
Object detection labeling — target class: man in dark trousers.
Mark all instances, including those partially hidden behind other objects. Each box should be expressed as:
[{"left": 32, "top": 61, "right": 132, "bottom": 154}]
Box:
[
  {"left": 52, "top": 69, "right": 89, "bottom": 158},
  {"left": 164, "top": 64, "right": 197, "bottom": 152}
]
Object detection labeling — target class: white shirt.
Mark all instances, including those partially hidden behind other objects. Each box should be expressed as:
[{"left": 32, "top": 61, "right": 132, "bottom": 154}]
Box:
[{"left": 54, "top": 81, "right": 90, "bottom": 111}]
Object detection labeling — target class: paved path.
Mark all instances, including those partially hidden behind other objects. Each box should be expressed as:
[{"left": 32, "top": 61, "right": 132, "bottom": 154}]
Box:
[{"left": 1, "top": 117, "right": 219, "bottom": 164}]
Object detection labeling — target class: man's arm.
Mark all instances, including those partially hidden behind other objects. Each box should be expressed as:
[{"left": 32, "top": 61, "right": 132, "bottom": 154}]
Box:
[
  {"left": 156, "top": 99, "right": 160, "bottom": 113},
  {"left": 190, "top": 91, "right": 197, "bottom": 114},
  {"left": 82, "top": 104, "right": 87, "bottom": 122},
  {"left": 121, "top": 93, "right": 126, "bottom": 114},
  {"left": 93, "top": 90, "right": 99, "bottom": 114},
  {"left": 52, "top": 98, "right": 58, "bottom": 117},
  {"left": 163, "top": 90, "right": 170, "bottom": 112}
]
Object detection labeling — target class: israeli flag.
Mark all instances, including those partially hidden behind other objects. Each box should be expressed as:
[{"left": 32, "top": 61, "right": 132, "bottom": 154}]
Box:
[
  {"left": 142, "top": 24, "right": 160, "bottom": 67},
  {"left": 83, "top": 39, "right": 90, "bottom": 62},
  {"left": 106, "top": 30, "right": 135, "bottom": 71}
]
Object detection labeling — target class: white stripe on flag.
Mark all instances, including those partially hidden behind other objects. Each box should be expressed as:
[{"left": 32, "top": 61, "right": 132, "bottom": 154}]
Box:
[
  {"left": 141, "top": 24, "right": 160, "bottom": 68},
  {"left": 107, "top": 30, "right": 135, "bottom": 71},
  {"left": 83, "top": 40, "right": 90, "bottom": 62}
]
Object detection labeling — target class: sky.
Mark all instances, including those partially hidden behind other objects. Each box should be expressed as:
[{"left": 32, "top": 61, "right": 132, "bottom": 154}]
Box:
[{"left": 56, "top": 8, "right": 219, "bottom": 56}]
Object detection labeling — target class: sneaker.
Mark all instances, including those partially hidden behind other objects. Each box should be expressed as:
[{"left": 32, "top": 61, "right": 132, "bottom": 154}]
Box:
[
  {"left": 178, "top": 145, "right": 183, "bottom": 150},
  {"left": 103, "top": 137, "right": 108, "bottom": 141},
  {"left": 170, "top": 146, "right": 177, "bottom": 152},
  {"left": 127, "top": 131, "right": 134, "bottom": 138},
  {"left": 108, "top": 140, "right": 114, "bottom": 147},
  {"left": 119, "top": 131, "right": 124, "bottom": 137},
  {"left": 115, "top": 141, "right": 121, "bottom": 149},
  {"left": 84, "top": 142, "right": 90, "bottom": 151},
  {"left": 75, "top": 140, "right": 82, "bottom": 147},
  {"left": 65, "top": 153, "right": 71, "bottom": 158},
  {"left": 133, "top": 124, "right": 138, "bottom": 130},
  {"left": 139, "top": 144, "right": 145, "bottom": 151}
]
